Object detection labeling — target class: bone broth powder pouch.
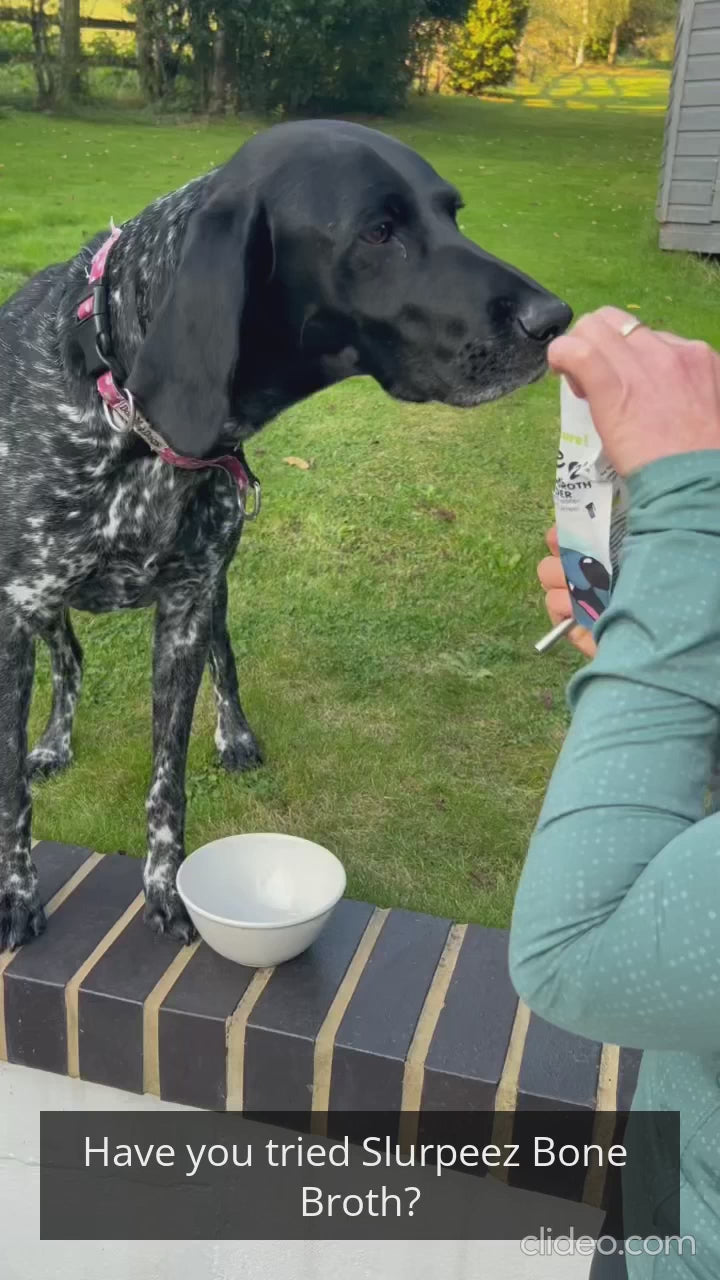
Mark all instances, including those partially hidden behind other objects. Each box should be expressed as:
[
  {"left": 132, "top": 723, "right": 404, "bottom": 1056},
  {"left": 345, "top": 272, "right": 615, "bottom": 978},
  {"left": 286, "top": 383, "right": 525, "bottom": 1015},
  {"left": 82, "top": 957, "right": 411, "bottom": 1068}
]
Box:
[{"left": 554, "top": 377, "right": 629, "bottom": 629}]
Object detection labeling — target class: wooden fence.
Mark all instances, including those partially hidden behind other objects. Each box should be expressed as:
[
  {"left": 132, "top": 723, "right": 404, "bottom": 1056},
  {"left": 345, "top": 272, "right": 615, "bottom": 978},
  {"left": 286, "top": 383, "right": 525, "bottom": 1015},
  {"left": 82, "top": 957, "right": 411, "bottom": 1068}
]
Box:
[{"left": 0, "top": 4, "right": 137, "bottom": 83}]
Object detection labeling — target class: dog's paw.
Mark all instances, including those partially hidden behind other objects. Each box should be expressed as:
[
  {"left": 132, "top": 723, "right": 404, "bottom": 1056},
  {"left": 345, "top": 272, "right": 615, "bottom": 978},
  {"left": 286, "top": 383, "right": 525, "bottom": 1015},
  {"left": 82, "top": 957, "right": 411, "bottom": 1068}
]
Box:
[
  {"left": 0, "top": 880, "right": 46, "bottom": 951},
  {"left": 27, "top": 743, "right": 73, "bottom": 782},
  {"left": 217, "top": 729, "right": 263, "bottom": 773},
  {"left": 144, "top": 883, "right": 196, "bottom": 945}
]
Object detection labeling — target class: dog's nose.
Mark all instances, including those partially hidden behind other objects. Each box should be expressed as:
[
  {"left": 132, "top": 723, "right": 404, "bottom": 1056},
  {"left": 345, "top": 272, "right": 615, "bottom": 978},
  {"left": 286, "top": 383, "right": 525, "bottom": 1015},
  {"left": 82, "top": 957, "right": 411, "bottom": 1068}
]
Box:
[{"left": 516, "top": 294, "right": 573, "bottom": 345}]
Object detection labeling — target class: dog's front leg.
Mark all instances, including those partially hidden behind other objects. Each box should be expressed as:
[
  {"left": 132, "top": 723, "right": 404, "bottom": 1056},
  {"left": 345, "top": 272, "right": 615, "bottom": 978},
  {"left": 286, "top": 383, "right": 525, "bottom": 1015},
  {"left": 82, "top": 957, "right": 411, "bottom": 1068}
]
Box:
[
  {"left": 143, "top": 589, "right": 214, "bottom": 942},
  {"left": 0, "top": 612, "right": 45, "bottom": 950},
  {"left": 208, "top": 573, "right": 262, "bottom": 772}
]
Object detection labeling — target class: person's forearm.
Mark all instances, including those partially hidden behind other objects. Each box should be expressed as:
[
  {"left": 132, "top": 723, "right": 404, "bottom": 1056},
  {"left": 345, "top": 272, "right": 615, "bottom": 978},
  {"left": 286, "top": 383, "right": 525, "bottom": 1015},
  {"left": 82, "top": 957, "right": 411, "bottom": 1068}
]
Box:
[{"left": 509, "top": 451, "right": 720, "bottom": 1051}]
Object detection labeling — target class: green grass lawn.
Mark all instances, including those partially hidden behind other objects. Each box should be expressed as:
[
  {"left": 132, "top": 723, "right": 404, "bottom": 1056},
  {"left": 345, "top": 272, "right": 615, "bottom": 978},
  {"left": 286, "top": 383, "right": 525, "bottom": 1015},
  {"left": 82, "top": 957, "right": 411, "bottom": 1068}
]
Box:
[{"left": 1, "top": 79, "right": 719, "bottom": 927}]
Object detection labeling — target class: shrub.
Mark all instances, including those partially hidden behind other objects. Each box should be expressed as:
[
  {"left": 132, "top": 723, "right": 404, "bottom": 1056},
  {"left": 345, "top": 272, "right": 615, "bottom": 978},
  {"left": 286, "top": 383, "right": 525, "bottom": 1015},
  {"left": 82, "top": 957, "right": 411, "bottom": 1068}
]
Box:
[
  {"left": 0, "top": 19, "right": 33, "bottom": 60},
  {"left": 448, "top": 0, "right": 528, "bottom": 93}
]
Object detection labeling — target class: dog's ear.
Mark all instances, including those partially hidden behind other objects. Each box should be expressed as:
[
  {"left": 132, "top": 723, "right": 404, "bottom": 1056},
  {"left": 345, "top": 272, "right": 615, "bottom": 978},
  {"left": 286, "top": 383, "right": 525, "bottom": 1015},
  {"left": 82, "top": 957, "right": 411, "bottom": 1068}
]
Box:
[{"left": 126, "top": 187, "right": 262, "bottom": 459}]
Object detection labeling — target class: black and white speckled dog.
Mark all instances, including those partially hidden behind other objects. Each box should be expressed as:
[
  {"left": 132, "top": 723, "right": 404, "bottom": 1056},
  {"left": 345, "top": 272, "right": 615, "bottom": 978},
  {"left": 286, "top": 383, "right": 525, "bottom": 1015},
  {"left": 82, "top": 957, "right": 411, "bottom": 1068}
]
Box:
[{"left": 0, "top": 119, "right": 572, "bottom": 949}]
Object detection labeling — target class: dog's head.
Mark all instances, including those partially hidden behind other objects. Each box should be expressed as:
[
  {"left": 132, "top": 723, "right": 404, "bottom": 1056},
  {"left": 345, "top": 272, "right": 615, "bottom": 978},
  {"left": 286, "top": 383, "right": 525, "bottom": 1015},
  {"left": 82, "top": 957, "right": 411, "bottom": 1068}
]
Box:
[{"left": 127, "top": 120, "right": 572, "bottom": 458}]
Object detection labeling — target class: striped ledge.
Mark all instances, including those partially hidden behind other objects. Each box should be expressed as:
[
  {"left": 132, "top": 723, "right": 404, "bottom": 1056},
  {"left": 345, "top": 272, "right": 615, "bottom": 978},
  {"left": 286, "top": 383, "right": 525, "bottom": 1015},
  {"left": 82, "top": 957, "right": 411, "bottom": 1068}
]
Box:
[{"left": 1, "top": 844, "right": 642, "bottom": 1141}]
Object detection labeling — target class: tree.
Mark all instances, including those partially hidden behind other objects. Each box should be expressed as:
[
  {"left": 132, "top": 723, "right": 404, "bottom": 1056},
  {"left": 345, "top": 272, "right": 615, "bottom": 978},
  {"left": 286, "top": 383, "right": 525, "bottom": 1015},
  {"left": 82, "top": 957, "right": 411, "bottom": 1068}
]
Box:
[
  {"left": 57, "top": 0, "right": 82, "bottom": 100},
  {"left": 410, "top": 0, "right": 470, "bottom": 94},
  {"left": 215, "top": 0, "right": 446, "bottom": 117},
  {"left": 517, "top": 0, "right": 672, "bottom": 79},
  {"left": 209, "top": 21, "right": 229, "bottom": 113},
  {"left": 27, "top": 0, "right": 55, "bottom": 103},
  {"left": 130, "top": 0, "right": 184, "bottom": 102},
  {"left": 577, "top": 0, "right": 630, "bottom": 64},
  {"left": 574, "top": 0, "right": 589, "bottom": 64},
  {"left": 448, "top": 0, "right": 529, "bottom": 94},
  {"left": 621, "top": 0, "right": 676, "bottom": 57}
]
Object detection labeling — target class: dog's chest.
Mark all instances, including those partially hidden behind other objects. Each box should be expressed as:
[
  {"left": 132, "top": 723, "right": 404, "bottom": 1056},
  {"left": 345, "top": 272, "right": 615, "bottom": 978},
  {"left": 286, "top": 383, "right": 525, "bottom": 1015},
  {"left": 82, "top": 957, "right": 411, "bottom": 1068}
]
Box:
[{"left": 13, "top": 451, "right": 243, "bottom": 620}]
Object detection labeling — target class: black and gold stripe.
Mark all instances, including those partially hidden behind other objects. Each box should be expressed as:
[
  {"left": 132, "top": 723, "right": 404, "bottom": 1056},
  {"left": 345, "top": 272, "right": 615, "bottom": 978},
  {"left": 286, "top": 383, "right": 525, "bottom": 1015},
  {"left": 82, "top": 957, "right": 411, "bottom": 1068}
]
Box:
[
  {"left": 583, "top": 1043, "right": 621, "bottom": 1208},
  {"left": 0, "top": 843, "right": 102, "bottom": 1063},
  {"left": 240, "top": 898, "right": 377, "bottom": 1116}
]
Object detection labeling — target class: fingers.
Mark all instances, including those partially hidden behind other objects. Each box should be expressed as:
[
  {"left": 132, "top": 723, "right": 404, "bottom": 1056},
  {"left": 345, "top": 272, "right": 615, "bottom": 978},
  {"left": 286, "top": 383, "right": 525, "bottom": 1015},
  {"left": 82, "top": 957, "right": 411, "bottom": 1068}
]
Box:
[
  {"left": 588, "top": 305, "right": 650, "bottom": 335},
  {"left": 654, "top": 330, "right": 698, "bottom": 347},
  {"left": 538, "top": 554, "right": 567, "bottom": 591},
  {"left": 549, "top": 306, "right": 660, "bottom": 401},
  {"left": 545, "top": 525, "right": 559, "bottom": 556},
  {"left": 550, "top": 307, "right": 699, "bottom": 387},
  {"left": 540, "top": 526, "right": 597, "bottom": 658},
  {"left": 544, "top": 587, "right": 573, "bottom": 626},
  {"left": 569, "top": 626, "right": 598, "bottom": 660},
  {"left": 543, "top": 589, "right": 597, "bottom": 659}
]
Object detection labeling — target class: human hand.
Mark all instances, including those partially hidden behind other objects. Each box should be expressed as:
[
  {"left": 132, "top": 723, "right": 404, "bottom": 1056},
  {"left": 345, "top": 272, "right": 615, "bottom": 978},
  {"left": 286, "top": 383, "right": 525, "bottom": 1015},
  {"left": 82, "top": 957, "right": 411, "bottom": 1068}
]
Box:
[
  {"left": 547, "top": 306, "right": 720, "bottom": 477},
  {"left": 538, "top": 526, "right": 597, "bottom": 660}
]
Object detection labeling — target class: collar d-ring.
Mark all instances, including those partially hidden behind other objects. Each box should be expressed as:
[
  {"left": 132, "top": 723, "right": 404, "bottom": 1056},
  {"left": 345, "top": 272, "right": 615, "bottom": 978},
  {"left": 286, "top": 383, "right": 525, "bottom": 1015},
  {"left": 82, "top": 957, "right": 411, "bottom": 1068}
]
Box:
[
  {"left": 102, "top": 385, "right": 136, "bottom": 434},
  {"left": 241, "top": 479, "right": 262, "bottom": 521}
]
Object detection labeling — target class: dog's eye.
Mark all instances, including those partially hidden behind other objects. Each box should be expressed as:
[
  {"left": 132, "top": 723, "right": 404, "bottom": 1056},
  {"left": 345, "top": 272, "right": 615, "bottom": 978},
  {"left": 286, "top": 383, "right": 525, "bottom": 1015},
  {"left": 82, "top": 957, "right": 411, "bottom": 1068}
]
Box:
[{"left": 362, "top": 221, "right": 393, "bottom": 246}]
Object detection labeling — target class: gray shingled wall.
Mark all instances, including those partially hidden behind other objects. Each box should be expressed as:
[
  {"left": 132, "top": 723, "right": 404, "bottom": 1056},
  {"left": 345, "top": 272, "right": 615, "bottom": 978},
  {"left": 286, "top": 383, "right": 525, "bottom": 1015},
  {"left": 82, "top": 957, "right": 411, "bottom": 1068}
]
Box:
[{"left": 657, "top": 0, "right": 720, "bottom": 250}]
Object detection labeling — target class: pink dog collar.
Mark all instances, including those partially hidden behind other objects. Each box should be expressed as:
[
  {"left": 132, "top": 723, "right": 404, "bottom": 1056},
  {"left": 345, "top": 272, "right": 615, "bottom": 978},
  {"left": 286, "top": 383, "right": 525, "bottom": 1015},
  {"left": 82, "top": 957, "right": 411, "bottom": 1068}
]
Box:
[{"left": 76, "top": 227, "right": 260, "bottom": 516}]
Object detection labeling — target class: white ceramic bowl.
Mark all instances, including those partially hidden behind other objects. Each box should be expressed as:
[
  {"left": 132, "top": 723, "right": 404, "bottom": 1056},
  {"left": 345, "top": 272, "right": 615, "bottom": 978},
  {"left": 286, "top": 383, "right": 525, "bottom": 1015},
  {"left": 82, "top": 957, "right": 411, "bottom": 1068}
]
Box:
[{"left": 176, "top": 833, "right": 346, "bottom": 967}]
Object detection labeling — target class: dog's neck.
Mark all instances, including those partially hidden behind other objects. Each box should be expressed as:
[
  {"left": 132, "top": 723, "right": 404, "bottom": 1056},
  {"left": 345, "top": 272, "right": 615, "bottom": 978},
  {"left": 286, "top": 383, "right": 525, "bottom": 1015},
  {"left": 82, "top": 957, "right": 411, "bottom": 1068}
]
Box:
[
  {"left": 96, "top": 177, "right": 354, "bottom": 447},
  {"left": 230, "top": 328, "right": 360, "bottom": 441},
  {"left": 101, "top": 175, "right": 209, "bottom": 382}
]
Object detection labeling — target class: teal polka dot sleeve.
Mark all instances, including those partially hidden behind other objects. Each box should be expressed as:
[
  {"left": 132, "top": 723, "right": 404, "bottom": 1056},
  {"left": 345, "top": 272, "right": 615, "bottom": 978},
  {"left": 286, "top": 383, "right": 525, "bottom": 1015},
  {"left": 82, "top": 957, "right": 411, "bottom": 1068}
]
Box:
[{"left": 509, "top": 450, "right": 720, "bottom": 1053}]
